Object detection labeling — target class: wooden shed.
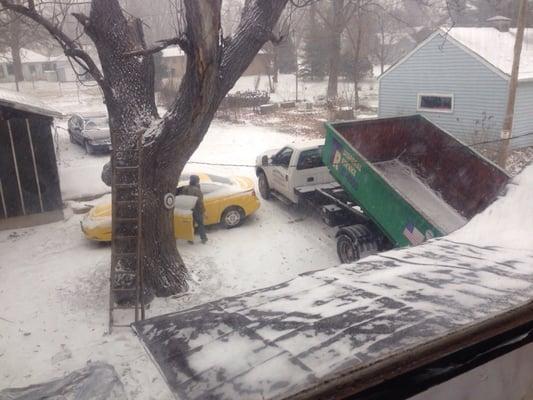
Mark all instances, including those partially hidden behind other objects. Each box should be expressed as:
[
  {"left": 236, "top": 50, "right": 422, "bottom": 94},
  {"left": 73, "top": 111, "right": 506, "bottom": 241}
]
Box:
[{"left": 0, "top": 88, "right": 63, "bottom": 230}]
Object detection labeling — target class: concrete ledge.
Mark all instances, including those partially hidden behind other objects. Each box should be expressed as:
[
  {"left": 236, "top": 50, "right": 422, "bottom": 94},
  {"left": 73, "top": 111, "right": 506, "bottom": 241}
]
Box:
[{"left": 0, "top": 209, "right": 64, "bottom": 231}]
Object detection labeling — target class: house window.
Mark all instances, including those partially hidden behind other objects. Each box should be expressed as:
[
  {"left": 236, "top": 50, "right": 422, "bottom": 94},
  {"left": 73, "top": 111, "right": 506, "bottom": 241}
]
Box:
[
  {"left": 6, "top": 63, "right": 14, "bottom": 75},
  {"left": 0, "top": 67, "right": 4, "bottom": 78},
  {"left": 29, "top": 65, "right": 36, "bottom": 74},
  {"left": 42, "top": 62, "right": 55, "bottom": 71},
  {"left": 417, "top": 94, "right": 453, "bottom": 113}
]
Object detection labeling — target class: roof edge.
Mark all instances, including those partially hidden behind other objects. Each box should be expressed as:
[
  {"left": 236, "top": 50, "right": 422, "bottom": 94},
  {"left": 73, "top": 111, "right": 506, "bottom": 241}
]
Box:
[{"left": 378, "top": 28, "right": 512, "bottom": 82}]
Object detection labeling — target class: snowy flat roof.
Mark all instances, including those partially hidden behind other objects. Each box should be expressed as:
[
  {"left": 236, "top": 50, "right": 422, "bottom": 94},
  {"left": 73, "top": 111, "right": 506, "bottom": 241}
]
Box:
[
  {"left": 446, "top": 27, "right": 533, "bottom": 81},
  {"left": 133, "top": 238, "right": 533, "bottom": 399},
  {"left": 0, "top": 87, "right": 62, "bottom": 118}
]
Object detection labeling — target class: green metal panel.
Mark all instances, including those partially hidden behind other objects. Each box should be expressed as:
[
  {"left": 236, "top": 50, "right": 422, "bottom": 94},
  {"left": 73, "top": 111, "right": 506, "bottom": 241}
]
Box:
[{"left": 322, "top": 122, "right": 442, "bottom": 248}]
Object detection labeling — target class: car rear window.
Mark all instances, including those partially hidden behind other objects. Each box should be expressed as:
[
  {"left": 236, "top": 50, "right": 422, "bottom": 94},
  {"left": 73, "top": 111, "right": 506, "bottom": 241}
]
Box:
[
  {"left": 297, "top": 147, "right": 325, "bottom": 170},
  {"left": 207, "top": 174, "right": 232, "bottom": 185}
]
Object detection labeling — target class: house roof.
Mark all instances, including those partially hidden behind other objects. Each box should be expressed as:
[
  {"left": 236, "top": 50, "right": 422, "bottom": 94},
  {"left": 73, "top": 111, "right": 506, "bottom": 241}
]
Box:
[
  {"left": 379, "top": 27, "right": 533, "bottom": 82},
  {"left": 161, "top": 46, "right": 267, "bottom": 58},
  {"left": 0, "top": 48, "right": 60, "bottom": 64},
  {"left": 161, "top": 46, "right": 185, "bottom": 58},
  {"left": 0, "top": 87, "right": 62, "bottom": 118},
  {"left": 447, "top": 27, "right": 533, "bottom": 81}
]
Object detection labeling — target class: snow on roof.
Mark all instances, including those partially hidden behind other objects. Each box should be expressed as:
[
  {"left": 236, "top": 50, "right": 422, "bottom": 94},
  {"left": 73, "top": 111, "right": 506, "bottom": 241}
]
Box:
[
  {"left": 161, "top": 46, "right": 266, "bottom": 58},
  {"left": 133, "top": 165, "right": 533, "bottom": 399},
  {"left": 161, "top": 46, "right": 185, "bottom": 58},
  {"left": 486, "top": 15, "right": 511, "bottom": 22},
  {"left": 0, "top": 87, "right": 62, "bottom": 117},
  {"left": 0, "top": 48, "right": 60, "bottom": 64},
  {"left": 445, "top": 27, "right": 533, "bottom": 81}
]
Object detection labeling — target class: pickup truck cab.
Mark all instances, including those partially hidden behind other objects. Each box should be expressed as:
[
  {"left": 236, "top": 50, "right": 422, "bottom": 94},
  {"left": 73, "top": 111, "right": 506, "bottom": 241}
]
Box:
[{"left": 255, "top": 140, "right": 336, "bottom": 204}]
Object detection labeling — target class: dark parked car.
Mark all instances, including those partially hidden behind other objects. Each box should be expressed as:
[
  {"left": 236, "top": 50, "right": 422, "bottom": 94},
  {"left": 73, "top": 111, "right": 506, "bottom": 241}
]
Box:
[{"left": 67, "top": 114, "right": 112, "bottom": 154}]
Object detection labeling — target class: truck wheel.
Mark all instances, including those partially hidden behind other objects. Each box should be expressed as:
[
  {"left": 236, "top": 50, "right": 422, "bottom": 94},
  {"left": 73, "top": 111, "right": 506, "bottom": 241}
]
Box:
[
  {"left": 337, "top": 234, "right": 360, "bottom": 263},
  {"left": 222, "top": 206, "right": 244, "bottom": 229},
  {"left": 257, "top": 172, "right": 271, "bottom": 200}
]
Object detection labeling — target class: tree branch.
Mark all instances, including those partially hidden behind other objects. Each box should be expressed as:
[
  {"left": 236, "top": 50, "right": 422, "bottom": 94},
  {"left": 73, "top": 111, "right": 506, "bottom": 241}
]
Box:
[
  {"left": 0, "top": 0, "right": 104, "bottom": 86},
  {"left": 220, "top": 0, "right": 290, "bottom": 91}
]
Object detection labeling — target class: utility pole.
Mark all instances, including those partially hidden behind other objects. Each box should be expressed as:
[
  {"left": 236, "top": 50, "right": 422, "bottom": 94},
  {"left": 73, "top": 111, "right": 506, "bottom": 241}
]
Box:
[{"left": 497, "top": 0, "right": 528, "bottom": 168}]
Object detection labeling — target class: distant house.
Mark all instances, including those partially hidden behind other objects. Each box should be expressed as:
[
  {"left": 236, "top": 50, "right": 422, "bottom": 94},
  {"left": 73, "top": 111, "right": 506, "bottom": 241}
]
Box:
[
  {"left": 0, "top": 88, "right": 63, "bottom": 230},
  {"left": 378, "top": 25, "right": 533, "bottom": 149},
  {"left": 159, "top": 46, "right": 269, "bottom": 82},
  {"left": 0, "top": 48, "right": 81, "bottom": 83}
]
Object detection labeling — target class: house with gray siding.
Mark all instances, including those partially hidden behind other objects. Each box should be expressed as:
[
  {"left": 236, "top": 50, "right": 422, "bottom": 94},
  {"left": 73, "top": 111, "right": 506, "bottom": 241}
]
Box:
[{"left": 378, "top": 26, "right": 533, "bottom": 149}]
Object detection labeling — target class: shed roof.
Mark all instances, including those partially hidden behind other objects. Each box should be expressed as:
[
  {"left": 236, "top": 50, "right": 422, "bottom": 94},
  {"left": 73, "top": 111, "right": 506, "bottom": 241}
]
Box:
[
  {"left": 379, "top": 27, "right": 533, "bottom": 82},
  {"left": 447, "top": 27, "right": 533, "bottom": 81},
  {"left": 0, "top": 87, "right": 62, "bottom": 118}
]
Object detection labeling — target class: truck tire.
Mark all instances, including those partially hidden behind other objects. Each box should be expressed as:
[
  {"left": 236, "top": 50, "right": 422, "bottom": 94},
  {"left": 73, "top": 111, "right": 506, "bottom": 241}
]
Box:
[
  {"left": 257, "top": 171, "right": 271, "bottom": 200},
  {"left": 337, "top": 233, "right": 359, "bottom": 263},
  {"left": 336, "top": 224, "right": 380, "bottom": 264}
]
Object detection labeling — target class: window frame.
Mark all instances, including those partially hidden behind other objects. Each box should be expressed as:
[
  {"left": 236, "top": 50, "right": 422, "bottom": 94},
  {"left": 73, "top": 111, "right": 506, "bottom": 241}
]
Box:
[
  {"left": 273, "top": 147, "right": 294, "bottom": 169},
  {"left": 296, "top": 147, "right": 325, "bottom": 170},
  {"left": 417, "top": 93, "right": 454, "bottom": 114}
]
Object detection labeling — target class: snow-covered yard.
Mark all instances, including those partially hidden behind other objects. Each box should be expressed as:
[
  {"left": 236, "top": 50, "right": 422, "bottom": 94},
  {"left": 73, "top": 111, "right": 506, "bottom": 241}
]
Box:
[
  {"left": 0, "top": 98, "right": 339, "bottom": 398},
  {"left": 1, "top": 78, "right": 532, "bottom": 399}
]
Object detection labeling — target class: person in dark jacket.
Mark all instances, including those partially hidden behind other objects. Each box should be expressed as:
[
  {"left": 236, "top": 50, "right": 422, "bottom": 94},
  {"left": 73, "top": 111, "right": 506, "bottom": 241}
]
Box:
[{"left": 181, "top": 175, "right": 208, "bottom": 244}]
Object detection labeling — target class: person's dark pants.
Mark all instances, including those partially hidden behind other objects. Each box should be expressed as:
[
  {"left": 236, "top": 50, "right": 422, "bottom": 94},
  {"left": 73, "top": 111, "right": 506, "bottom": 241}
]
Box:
[{"left": 193, "top": 210, "right": 207, "bottom": 242}]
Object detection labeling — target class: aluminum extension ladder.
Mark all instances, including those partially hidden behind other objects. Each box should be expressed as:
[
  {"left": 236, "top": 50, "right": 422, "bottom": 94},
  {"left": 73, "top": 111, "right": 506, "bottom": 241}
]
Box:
[{"left": 108, "top": 133, "right": 145, "bottom": 332}]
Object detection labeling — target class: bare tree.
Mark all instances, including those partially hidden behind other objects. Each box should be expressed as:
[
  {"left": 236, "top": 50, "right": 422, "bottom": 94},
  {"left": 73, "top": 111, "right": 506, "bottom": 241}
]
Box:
[
  {"left": 313, "top": 0, "right": 375, "bottom": 98},
  {"left": 0, "top": 5, "right": 52, "bottom": 85},
  {"left": 0, "top": 0, "right": 291, "bottom": 297}
]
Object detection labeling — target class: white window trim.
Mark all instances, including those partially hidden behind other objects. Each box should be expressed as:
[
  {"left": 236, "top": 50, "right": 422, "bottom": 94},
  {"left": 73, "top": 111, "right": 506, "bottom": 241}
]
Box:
[{"left": 417, "top": 93, "right": 454, "bottom": 114}]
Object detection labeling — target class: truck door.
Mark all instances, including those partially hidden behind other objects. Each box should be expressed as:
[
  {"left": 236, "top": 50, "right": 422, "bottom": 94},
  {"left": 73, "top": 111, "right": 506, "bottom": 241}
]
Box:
[{"left": 271, "top": 147, "right": 293, "bottom": 199}]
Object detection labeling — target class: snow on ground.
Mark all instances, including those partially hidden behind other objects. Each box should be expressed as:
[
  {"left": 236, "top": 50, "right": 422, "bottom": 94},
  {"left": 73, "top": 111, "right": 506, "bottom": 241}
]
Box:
[
  {"left": 0, "top": 85, "right": 338, "bottom": 397},
  {"left": 1, "top": 78, "right": 531, "bottom": 398},
  {"left": 230, "top": 73, "right": 379, "bottom": 108}
]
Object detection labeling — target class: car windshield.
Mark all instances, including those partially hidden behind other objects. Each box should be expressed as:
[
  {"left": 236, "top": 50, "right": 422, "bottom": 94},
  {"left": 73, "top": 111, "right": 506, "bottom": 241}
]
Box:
[{"left": 84, "top": 117, "right": 108, "bottom": 128}]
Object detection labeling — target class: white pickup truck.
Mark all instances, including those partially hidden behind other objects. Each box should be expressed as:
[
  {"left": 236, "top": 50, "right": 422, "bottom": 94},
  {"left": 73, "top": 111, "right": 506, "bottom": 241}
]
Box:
[
  {"left": 255, "top": 140, "right": 337, "bottom": 204},
  {"left": 256, "top": 140, "right": 389, "bottom": 263}
]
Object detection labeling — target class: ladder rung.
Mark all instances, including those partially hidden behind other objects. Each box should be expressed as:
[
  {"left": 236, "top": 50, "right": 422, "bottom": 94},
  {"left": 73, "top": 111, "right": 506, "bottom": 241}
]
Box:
[
  {"left": 111, "top": 323, "right": 133, "bottom": 328},
  {"left": 116, "top": 165, "right": 139, "bottom": 170}
]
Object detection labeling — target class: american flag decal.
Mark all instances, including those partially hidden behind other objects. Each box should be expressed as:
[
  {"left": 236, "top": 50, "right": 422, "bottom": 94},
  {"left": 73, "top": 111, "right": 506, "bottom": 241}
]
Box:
[{"left": 403, "top": 223, "right": 425, "bottom": 245}]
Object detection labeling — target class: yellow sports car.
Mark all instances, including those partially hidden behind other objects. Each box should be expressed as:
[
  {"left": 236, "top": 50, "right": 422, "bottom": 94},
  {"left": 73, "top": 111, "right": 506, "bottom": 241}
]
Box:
[{"left": 81, "top": 173, "right": 261, "bottom": 242}]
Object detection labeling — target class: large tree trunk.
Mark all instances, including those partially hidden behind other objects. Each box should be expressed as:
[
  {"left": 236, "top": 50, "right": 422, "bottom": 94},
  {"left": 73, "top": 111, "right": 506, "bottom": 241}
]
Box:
[
  {"left": 326, "top": 0, "right": 343, "bottom": 99},
  {"left": 78, "top": 0, "right": 183, "bottom": 295},
  {"left": 10, "top": 44, "right": 24, "bottom": 82},
  {"left": 9, "top": 17, "right": 24, "bottom": 82},
  {"left": 1, "top": 0, "right": 290, "bottom": 297},
  {"left": 352, "top": 21, "right": 362, "bottom": 110}
]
